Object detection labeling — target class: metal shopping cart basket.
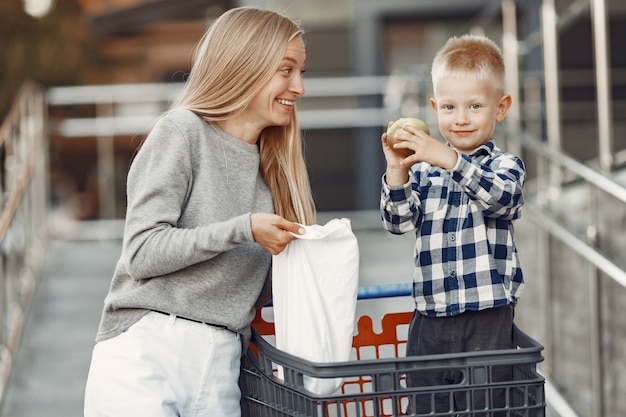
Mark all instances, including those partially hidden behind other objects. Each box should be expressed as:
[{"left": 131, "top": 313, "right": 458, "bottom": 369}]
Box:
[{"left": 240, "top": 284, "right": 545, "bottom": 417}]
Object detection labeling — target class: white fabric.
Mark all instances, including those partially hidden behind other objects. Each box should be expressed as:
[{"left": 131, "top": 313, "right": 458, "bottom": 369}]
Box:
[
  {"left": 272, "top": 218, "right": 359, "bottom": 395},
  {"left": 84, "top": 311, "right": 242, "bottom": 417}
]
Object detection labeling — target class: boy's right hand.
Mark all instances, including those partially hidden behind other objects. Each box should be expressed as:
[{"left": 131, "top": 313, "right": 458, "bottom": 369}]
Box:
[{"left": 381, "top": 121, "right": 410, "bottom": 186}]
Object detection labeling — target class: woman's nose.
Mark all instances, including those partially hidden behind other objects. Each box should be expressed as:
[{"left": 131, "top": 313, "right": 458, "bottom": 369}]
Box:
[{"left": 291, "top": 74, "right": 305, "bottom": 97}]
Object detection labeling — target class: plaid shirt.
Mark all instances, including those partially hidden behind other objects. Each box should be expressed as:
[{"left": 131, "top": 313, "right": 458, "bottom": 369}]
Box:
[{"left": 380, "top": 140, "right": 526, "bottom": 317}]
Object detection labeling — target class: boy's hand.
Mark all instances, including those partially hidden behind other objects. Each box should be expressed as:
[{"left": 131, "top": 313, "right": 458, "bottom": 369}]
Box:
[
  {"left": 381, "top": 121, "right": 410, "bottom": 186},
  {"left": 381, "top": 121, "right": 408, "bottom": 167},
  {"left": 392, "top": 123, "right": 458, "bottom": 171}
]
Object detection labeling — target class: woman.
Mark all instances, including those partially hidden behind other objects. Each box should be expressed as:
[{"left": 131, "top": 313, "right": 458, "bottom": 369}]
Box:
[{"left": 84, "top": 7, "right": 315, "bottom": 416}]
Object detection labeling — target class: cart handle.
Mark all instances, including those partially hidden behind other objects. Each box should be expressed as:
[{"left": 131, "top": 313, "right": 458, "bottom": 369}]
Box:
[
  {"left": 357, "top": 283, "right": 412, "bottom": 299},
  {"left": 264, "top": 283, "right": 412, "bottom": 307}
]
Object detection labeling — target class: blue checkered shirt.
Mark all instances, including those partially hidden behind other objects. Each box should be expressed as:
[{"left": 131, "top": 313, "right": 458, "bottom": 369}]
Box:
[{"left": 380, "top": 140, "right": 526, "bottom": 317}]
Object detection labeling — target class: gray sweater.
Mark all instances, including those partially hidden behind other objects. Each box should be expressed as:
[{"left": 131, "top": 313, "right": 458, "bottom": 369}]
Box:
[{"left": 95, "top": 109, "right": 274, "bottom": 344}]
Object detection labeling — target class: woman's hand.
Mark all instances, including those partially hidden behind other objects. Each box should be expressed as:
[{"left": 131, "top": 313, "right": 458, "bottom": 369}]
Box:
[{"left": 250, "top": 213, "right": 305, "bottom": 255}]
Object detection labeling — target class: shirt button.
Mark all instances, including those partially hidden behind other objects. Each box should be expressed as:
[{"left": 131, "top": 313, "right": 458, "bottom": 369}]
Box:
[{"left": 449, "top": 234, "right": 456, "bottom": 241}]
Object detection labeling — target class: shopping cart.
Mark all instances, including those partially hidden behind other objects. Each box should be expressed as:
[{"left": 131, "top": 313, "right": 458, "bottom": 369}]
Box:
[{"left": 241, "top": 284, "right": 545, "bottom": 417}]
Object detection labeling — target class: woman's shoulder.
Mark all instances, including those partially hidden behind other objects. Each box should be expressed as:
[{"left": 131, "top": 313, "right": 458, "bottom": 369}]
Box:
[
  {"left": 160, "top": 108, "right": 204, "bottom": 128},
  {"left": 150, "top": 109, "right": 213, "bottom": 144},
  {"left": 141, "top": 109, "right": 206, "bottom": 152}
]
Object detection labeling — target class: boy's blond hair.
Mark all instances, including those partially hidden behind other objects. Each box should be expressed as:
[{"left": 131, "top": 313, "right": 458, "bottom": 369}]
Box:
[{"left": 431, "top": 34, "right": 506, "bottom": 95}]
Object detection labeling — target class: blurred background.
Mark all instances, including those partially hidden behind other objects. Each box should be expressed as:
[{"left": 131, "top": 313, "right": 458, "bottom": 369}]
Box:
[{"left": 1, "top": 0, "right": 626, "bottom": 416}]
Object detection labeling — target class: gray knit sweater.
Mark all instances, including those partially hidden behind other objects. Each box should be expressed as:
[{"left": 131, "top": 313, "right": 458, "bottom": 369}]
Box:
[{"left": 95, "top": 109, "right": 274, "bottom": 344}]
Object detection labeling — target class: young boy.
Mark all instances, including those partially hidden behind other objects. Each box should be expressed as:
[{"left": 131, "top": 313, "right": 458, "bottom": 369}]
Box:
[{"left": 379, "top": 34, "right": 526, "bottom": 414}]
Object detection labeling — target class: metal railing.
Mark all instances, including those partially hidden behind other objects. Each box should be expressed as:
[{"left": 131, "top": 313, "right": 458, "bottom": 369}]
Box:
[
  {"left": 510, "top": 1, "right": 621, "bottom": 416},
  {"left": 0, "top": 82, "right": 49, "bottom": 401},
  {"left": 46, "top": 75, "right": 394, "bottom": 219},
  {"left": 464, "top": 1, "right": 624, "bottom": 415},
  {"left": 500, "top": 123, "right": 626, "bottom": 417},
  {"left": 47, "top": 76, "right": 393, "bottom": 137}
]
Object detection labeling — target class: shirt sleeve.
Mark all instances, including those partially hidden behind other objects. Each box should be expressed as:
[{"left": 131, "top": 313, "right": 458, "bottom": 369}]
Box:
[
  {"left": 121, "top": 116, "right": 255, "bottom": 280},
  {"left": 380, "top": 173, "right": 421, "bottom": 235},
  {"left": 450, "top": 150, "right": 526, "bottom": 220}
]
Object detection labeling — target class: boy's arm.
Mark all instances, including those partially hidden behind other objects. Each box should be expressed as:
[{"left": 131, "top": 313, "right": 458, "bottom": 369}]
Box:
[
  {"left": 379, "top": 126, "right": 421, "bottom": 234},
  {"left": 451, "top": 151, "right": 526, "bottom": 220},
  {"left": 386, "top": 123, "right": 524, "bottom": 220},
  {"left": 380, "top": 175, "right": 420, "bottom": 235},
  {"left": 380, "top": 121, "right": 411, "bottom": 186}
]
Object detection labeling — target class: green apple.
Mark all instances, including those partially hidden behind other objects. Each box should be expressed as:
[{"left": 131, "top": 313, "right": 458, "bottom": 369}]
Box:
[{"left": 386, "top": 117, "right": 430, "bottom": 157}]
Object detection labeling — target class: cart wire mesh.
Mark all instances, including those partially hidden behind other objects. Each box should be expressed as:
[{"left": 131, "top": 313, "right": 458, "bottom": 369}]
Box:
[{"left": 241, "top": 284, "right": 545, "bottom": 417}]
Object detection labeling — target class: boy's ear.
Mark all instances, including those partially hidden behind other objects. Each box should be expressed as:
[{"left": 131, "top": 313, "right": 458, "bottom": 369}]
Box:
[
  {"left": 430, "top": 97, "right": 437, "bottom": 112},
  {"left": 496, "top": 94, "right": 512, "bottom": 122}
]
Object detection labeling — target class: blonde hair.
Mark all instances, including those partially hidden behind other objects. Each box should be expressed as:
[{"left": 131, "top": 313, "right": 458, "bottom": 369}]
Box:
[
  {"left": 431, "top": 34, "right": 506, "bottom": 95},
  {"left": 172, "top": 7, "right": 315, "bottom": 225}
]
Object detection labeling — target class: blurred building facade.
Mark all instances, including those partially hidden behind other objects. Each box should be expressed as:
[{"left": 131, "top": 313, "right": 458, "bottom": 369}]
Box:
[
  {"left": 44, "top": 0, "right": 626, "bottom": 217},
  {"left": 48, "top": 0, "right": 510, "bottom": 217}
]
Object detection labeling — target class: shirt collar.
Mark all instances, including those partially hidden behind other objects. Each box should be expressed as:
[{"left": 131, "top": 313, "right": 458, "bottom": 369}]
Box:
[{"left": 466, "top": 139, "right": 496, "bottom": 158}]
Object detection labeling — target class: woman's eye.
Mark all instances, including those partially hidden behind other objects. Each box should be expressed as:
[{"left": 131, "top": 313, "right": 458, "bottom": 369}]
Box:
[{"left": 281, "top": 68, "right": 292, "bottom": 75}]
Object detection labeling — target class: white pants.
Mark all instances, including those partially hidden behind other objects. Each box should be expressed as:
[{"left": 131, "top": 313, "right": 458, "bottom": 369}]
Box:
[{"left": 84, "top": 311, "right": 242, "bottom": 417}]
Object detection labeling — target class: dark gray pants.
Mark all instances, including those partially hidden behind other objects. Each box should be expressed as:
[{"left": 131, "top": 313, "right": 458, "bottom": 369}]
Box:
[{"left": 406, "top": 305, "right": 515, "bottom": 416}]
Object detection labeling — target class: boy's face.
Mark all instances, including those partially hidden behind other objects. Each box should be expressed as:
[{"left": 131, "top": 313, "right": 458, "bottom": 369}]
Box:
[{"left": 430, "top": 76, "right": 511, "bottom": 154}]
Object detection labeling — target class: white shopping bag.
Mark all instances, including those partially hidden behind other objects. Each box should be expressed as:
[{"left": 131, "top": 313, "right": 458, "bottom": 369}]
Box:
[{"left": 272, "top": 218, "right": 359, "bottom": 395}]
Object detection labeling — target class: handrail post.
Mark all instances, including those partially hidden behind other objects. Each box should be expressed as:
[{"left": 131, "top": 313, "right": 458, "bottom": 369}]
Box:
[
  {"left": 96, "top": 97, "right": 116, "bottom": 219},
  {"left": 541, "top": 0, "right": 563, "bottom": 198},
  {"left": 539, "top": 0, "right": 563, "bottom": 381},
  {"left": 587, "top": 186, "right": 604, "bottom": 417},
  {"left": 591, "top": 0, "right": 614, "bottom": 175},
  {"left": 502, "top": 0, "right": 522, "bottom": 158}
]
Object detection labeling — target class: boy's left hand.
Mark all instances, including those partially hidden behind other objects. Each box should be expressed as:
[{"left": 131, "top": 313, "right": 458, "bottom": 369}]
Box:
[{"left": 394, "top": 124, "right": 458, "bottom": 170}]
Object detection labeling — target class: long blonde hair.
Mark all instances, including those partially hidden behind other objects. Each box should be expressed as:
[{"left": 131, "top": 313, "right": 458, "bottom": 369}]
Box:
[{"left": 173, "top": 7, "right": 316, "bottom": 225}]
